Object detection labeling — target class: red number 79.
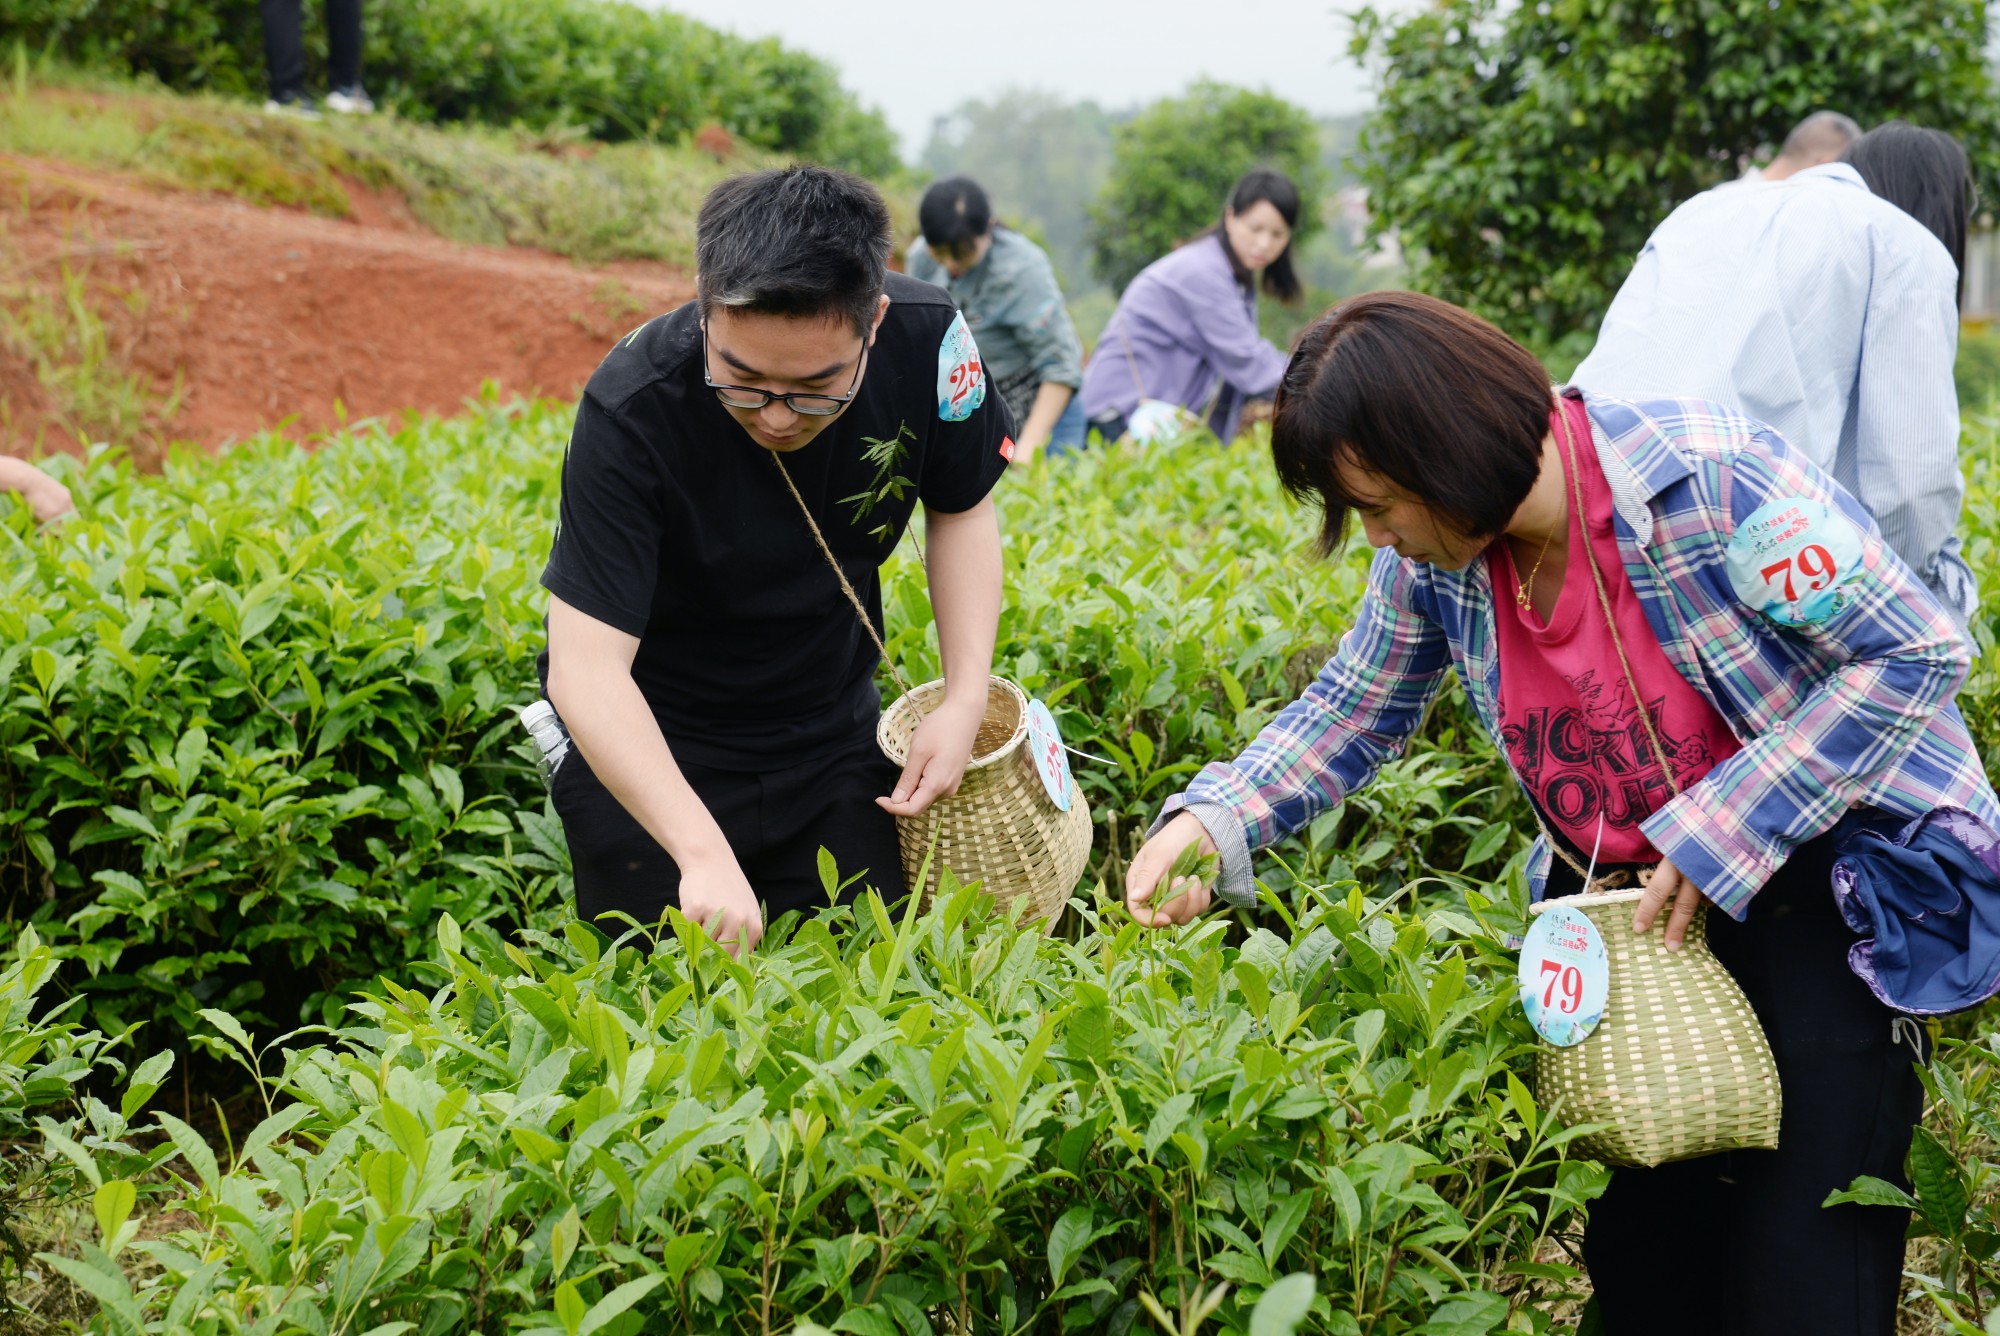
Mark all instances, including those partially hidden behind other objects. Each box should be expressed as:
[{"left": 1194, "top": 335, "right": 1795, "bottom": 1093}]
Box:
[{"left": 1759, "top": 544, "right": 1837, "bottom": 602}]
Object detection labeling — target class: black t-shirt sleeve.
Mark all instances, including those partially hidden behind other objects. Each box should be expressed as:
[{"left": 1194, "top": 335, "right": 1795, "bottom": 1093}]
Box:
[
  {"left": 917, "top": 315, "right": 1016, "bottom": 515},
  {"left": 540, "top": 394, "right": 667, "bottom": 638}
]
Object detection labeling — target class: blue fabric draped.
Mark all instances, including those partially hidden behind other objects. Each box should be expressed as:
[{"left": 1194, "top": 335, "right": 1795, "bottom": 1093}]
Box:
[{"left": 1831, "top": 807, "right": 2000, "bottom": 1016}]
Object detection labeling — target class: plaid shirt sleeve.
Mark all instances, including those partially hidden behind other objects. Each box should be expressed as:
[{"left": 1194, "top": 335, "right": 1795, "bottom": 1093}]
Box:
[
  {"left": 1637, "top": 433, "right": 1974, "bottom": 917},
  {"left": 1161, "top": 547, "right": 1455, "bottom": 904}
]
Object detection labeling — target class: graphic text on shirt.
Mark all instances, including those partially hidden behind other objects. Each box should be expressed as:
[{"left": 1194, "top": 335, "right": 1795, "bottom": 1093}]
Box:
[{"left": 1500, "top": 670, "right": 1716, "bottom": 832}]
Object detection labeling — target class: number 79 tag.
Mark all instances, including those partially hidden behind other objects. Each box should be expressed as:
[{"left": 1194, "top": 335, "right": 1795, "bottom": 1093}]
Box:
[
  {"left": 1518, "top": 905, "right": 1610, "bottom": 1047},
  {"left": 1725, "top": 496, "right": 1867, "bottom": 627}
]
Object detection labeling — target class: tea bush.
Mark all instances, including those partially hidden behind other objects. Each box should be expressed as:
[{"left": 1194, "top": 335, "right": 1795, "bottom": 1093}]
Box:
[
  {"left": 0, "top": 405, "right": 563, "bottom": 1038},
  {"left": 0, "top": 399, "right": 1513, "bottom": 1044},
  {"left": 38, "top": 878, "right": 1608, "bottom": 1334},
  {"left": 0, "top": 927, "right": 141, "bottom": 1325}
]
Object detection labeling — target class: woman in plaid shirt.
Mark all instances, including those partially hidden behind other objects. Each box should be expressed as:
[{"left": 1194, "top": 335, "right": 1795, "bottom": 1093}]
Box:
[{"left": 1126, "top": 291, "right": 1997, "bottom": 1335}]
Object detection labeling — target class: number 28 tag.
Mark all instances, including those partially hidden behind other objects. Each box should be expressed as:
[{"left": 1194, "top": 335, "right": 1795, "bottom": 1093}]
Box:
[{"left": 1518, "top": 905, "right": 1610, "bottom": 1047}]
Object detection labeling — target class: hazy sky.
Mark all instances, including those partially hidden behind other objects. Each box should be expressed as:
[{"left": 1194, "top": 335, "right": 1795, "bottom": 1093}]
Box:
[{"left": 656, "top": 0, "right": 1374, "bottom": 159}]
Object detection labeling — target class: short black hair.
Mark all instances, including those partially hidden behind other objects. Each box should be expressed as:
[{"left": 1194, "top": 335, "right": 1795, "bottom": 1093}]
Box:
[
  {"left": 1842, "top": 122, "right": 1973, "bottom": 310},
  {"left": 695, "top": 165, "right": 892, "bottom": 338},
  {"left": 1271, "top": 291, "right": 1552, "bottom": 554},
  {"left": 1214, "top": 168, "right": 1304, "bottom": 304},
  {"left": 919, "top": 176, "right": 993, "bottom": 256}
]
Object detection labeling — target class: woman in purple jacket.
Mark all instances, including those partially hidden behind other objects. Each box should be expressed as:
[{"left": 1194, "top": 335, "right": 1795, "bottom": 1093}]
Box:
[{"left": 1080, "top": 169, "right": 1301, "bottom": 445}]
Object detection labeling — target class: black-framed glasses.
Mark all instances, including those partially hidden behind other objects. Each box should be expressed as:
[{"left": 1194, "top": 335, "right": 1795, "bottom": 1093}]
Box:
[{"left": 701, "top": 327, "right": 866, "bottom": 416}]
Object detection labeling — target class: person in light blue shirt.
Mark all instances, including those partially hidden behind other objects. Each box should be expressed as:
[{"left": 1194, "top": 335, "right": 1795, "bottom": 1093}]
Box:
[
  {"left": 906, "top": 177, "right": 1088, "bottom": 459},
  {"left": 1573, "top": 122, "right": 1976, "bottom": 624}
]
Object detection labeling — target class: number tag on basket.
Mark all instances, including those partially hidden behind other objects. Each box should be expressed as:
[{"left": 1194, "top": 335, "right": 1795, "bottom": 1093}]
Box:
[
  {"left": 1518, "top": 905, "right": 1610, "bottom": 1047},
  {"left": 1024, "top": 699, "right": 1074, "bottom": 811}
]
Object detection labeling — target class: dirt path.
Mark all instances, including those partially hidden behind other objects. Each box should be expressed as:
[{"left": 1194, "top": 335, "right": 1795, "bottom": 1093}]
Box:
[{"left": 0, "top": 153, "right": 693, "bottom": 457}]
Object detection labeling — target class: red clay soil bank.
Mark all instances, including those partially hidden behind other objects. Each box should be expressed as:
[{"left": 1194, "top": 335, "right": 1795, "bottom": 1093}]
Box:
[{"left": 0, "top": 153, "right": 693, "bottom": 458}]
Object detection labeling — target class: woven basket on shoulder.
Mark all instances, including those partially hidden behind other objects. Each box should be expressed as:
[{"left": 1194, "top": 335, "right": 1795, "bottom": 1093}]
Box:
[
  {"left": 1531, "top": 889, "right": 1781, "bottom": 1168},
  {"left": 878, "top": 676, "right": 1091, "bottom": 926}
]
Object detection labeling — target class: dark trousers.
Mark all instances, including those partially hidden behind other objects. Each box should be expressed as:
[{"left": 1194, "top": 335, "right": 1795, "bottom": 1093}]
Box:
[
  {"left": 260, "top": 0, "right": 362, "bottom": 98},
  {"left": 551, "top": 734, "right": 906, "bottom": 933},
  {"left": 1578, "top": 835, "right": 1925, "bottom": 1335}
]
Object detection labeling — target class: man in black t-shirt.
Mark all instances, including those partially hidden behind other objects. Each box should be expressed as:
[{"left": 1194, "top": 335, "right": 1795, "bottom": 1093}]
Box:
[{"left": 538, "top": 165, "right": 1012, "bottom": 953}]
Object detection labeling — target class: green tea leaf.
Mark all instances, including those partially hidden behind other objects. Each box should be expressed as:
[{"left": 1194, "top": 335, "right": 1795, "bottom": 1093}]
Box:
[
  {"left": 1144, "top": 1091, "right": 1196, "bottom": 1159},
  {"left": 173, "top": 726, "right": 208, "bottom": 795},
  {"left": 1422, "top": 1291, "right": 1509, "bottom": 1335},
  {"left": 551, "top": 1205, "right": 582, "bottom": 1280},
  {"left": 93, "top": 1180, "right": 136, "bottom": 1250},
  {"left": 554, "top": 1279, "right": 586, "bottom": 1336},
  {"left": 154, "top": 1113, "right": 219, "bottom": 1194},
  {"left": 1907, "top": 1129, "right": 1969, "bottom": 1233},
  {"left": 1249, "top": 1272, "right": 1316, "bottom": 1336},
  {"left": 121, "top": 1050, "right": 175, "bottom": 1122},
  {"left": 578, "top": 1276, "right": 665, "bottom": 1335},
  {"left": 1048, "top": 1204, "right": 1095, "bottom": 1289}
]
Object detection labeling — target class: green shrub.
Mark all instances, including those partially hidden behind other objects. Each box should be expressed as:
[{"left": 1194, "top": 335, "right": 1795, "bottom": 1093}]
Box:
[
  {"left": 0, "top": 403, "right": 568, "bottom": 1039},
  {"left": 11, "top": 395, "right": 1992, "bottom": 1053},
  {"left": 1, "top": 0, "right": 897, "bottom": 175},
  {"left": 42, "top": 879, "right": 1607, "bottom": 1332},
  {"left": 1, "top": 402, "right": 1520, "bottom": 1046},
  {"left": 0, "top": 926, "right": 145, "bottom": 1322}
]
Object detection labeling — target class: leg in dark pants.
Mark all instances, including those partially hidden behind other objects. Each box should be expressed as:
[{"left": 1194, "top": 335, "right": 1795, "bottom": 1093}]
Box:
[
  {"left": 325, "top": 0, "right": 363, "bottom": 91},
  {"left": 1583, "top": 835, "right": 1924, "bottom": 1335},
  {"left": 553, "top": 735, "right": 905, "bottom": 935},
  {"left": 259, "top": 0, "right": 306, "bottom": 100},
  {"left": 260, "top": 0, "right": 364, "bottom": 99}
]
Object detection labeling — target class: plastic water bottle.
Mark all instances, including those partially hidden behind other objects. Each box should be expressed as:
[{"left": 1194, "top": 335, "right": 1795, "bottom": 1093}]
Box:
[{"left": 520, "top": 700, "right": 570, "bottom": 791}]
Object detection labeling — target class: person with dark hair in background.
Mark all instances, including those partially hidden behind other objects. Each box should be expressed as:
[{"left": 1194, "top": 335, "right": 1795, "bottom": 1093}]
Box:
[
  {"left": 1760, "top": 109, "right": 1862, "bottom": 180},
  {"left": 1127, "top": 289, "right": 1998, "bottom": 1336},
  {"left": 1842, "top": 122, "right": 1974, "bottom": 292},
  {"left": 1574, "top": 120, "right": 1976, "bottom": 625},
  {"left": 260, "top": 0, "right": 372, "bottom": 116},
  {"left": 906, "top": 177, "right": 1087, "bottom": 461},
  {"left": 534, "top": 165, "right": 1011, "bottom": 955},
  {"left": 1078, "top": 168, "right": 1302, "bottom": 445}
]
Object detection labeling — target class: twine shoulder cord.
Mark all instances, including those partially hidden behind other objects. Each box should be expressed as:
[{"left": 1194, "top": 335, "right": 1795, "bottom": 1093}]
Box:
[
  {"left": 771, "top": 452, "right": 1123, "bottom": 769},
  {"left": 1529, "top": 403, "right": 1683, "bottom": 891},
  {"left": 770, "top": 453, "right": 912, "bottom": 698}
]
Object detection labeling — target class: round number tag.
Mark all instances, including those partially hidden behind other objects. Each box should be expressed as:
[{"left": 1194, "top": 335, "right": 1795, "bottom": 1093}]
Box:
[
  {"left": 1724, "top": 495, "right": 1867, "bottom": 627},
  {"left": 1518, "top": 904, "right": 1610, "bottom": 1047},
  {"left": 1024, "top": 699, "right": 1074, "bottom": 812}
]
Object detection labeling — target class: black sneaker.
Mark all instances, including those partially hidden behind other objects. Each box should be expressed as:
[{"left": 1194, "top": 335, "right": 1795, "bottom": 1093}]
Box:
[
  {"left": 263, "top": 90, "right": 321, "bottom": 119},
  {"left": 324, "top": 86, "right": 375, "bottom": 115}
]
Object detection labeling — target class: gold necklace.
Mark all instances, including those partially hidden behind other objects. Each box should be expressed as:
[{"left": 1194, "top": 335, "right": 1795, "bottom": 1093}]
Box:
[{"left": 1514, "top": 522, "right": 1558, "bottom": 609}]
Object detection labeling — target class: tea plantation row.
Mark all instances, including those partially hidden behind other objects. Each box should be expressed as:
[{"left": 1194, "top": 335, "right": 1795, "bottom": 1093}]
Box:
[
  {"left": 0, "top": 401, "right": 1995, "bottom": 1332},
  {"left": 0, "top": 399, "right": 1520, "bottom": 1044}
]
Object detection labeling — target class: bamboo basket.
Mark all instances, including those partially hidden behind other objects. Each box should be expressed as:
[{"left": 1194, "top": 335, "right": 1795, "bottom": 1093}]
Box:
[
  {"left": 1531, "top": 889, "right": 1781, "bottom": 1167},
  {"left": 878, "top": 676, "right": 1091, "bottom": 926}
]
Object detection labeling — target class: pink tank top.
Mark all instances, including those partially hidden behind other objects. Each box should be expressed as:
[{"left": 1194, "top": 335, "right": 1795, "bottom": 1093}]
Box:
[{"left": 1487, "top": 397, "right": 1741, "bottom": 864}]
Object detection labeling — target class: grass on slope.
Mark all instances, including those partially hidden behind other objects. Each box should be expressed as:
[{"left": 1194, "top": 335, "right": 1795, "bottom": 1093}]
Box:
[{"left": 0, "top": 55, "right": 769, "bottom": 269}]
